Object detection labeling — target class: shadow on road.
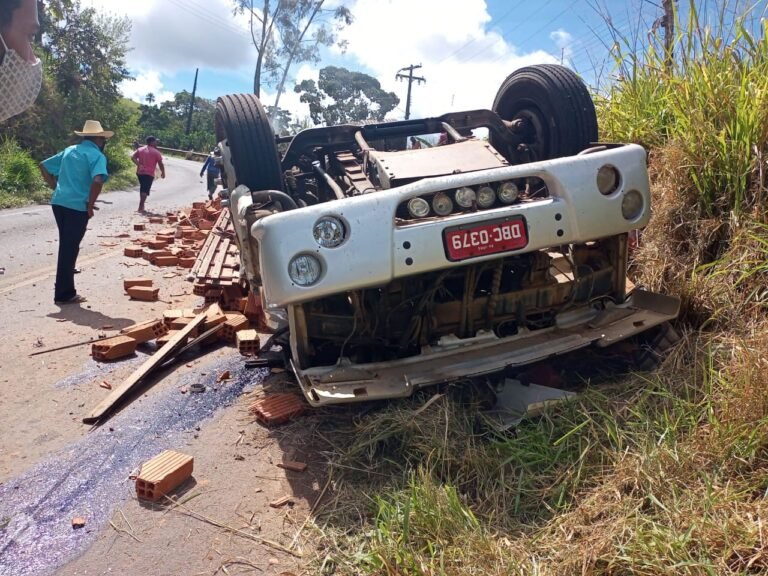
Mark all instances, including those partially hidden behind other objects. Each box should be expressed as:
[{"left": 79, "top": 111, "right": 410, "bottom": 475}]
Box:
[{"left": 47, "top": 306, "right": 134, "bottom": 330}]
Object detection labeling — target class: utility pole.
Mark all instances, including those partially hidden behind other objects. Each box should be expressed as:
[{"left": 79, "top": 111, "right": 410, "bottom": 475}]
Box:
[
  {"left": 661, "top": 0, "right": 675, "bottom": 71},
  {"left": 185, "top": 68, "right": 199, "bottom": 135},
  {"left": 396, "top": 64, "right": 426, "bottom": 120}
]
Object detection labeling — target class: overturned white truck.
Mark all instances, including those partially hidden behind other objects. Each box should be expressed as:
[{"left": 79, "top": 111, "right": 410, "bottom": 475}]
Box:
[{"left": 215, "top": 64, "right": 680, "bottom": 407}]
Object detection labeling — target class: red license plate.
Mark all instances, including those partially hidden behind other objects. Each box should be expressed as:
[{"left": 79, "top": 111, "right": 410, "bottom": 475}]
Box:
[{"left": 443, "top": 216, "right": 528, "bottom": 261}]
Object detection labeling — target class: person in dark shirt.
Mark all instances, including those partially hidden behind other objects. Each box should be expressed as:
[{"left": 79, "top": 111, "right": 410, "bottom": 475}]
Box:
[{"left": 200, "top": 146, "right": 222, "bottom": 200}]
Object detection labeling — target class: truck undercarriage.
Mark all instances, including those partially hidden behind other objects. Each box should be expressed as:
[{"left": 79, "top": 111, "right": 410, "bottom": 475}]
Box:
[{"left": 215, "top": 64, "right": 680, "bottom": 406}]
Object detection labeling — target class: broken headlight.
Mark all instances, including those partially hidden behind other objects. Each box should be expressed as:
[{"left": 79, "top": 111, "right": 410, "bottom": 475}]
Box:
[
  {"left": 288, "top": 254, "right": 322, "bottom": 286},
  {"left": 313, "top": 216, "right": 346, "bottom": 248}
]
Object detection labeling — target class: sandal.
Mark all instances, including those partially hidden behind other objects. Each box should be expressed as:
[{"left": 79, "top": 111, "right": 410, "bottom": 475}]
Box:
[{"left": 55, "top": 294, "right": 87, "bottom": 305}]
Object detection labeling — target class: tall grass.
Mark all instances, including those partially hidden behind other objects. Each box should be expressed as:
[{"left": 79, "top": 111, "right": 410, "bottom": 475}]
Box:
[{"left": 597, "top": 2, "right": 768, "bottom": 219}]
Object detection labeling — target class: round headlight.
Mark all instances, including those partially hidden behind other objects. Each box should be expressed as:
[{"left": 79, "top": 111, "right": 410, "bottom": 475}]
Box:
[
  {"left": 497, "top": 181, "right": 519, "bottom": 204},
  {"left": 597, "top": 165, "right": 621, "bottom": 195},
  {"left": 407, "top": 197, "right": 430, "bottom": 218},
  {"left": 432, "top": 192, "right": 453, "bottom": 216},
  {"left": 621, "top": 189, "right": 644, "bottom": 220},
  {"left": 477, "top": 185, "right": 496, "bottom": 208},
  {"left": 288, "top": 254, "right": 322, "bottom": 286},
  {"left": 313, "top": 216, "right": 346, "bottom": 248},
  {"left": 455, "top": 186, "right": 476, "bottom": 208}
]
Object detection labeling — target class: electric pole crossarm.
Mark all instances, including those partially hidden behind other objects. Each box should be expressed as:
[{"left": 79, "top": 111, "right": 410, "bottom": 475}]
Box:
[{"left": 395, "top": 64, "right": 426, "bottom": 120}]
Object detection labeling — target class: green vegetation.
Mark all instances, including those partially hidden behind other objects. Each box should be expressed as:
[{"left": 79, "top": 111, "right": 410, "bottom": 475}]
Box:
[
  {"left": 304, "top": 3, "right": 768, "bottom": 574},
  {"left": 0, "top": 139, "right": 49, "bottom": 208}
]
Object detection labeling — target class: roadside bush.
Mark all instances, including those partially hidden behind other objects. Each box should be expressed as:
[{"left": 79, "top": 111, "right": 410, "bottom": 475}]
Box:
[{"left": 0, "top": 138, "right": 49, "bottom": 208}]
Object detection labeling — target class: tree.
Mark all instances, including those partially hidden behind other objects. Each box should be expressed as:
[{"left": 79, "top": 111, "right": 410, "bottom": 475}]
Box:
[
  {"left": 6, "top": 0, "right": 133, "bottom": 160},
  {"left": 295, "top": 66, "right": 400, "bottom": 126},
  {"left": 135, "top": 91, "right": 217, "bottom": 152},
  {"left": 145, "top": 93, "right": 155, "bottom": 105},
  {"left": 233, "top": 0, "right": 352, "bottom": 108}
]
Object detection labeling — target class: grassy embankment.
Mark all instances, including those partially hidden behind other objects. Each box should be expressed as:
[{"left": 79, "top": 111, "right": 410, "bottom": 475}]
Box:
[
  {"left": 0, "top": 138, "right": 136, "bottom": 209},
  {"left": 301, "top": 4, "right": 768, "bottom": 575}
]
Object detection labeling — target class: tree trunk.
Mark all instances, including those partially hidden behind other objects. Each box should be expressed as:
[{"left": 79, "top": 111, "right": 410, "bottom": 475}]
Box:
[{"left": 273, "top": 0, "right": 323, "bottom": 110}]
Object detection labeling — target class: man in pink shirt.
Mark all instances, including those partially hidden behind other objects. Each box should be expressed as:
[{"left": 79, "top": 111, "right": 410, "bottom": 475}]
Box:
[{"left": 131, "top": 135, "right": 165, "bottom": 213}]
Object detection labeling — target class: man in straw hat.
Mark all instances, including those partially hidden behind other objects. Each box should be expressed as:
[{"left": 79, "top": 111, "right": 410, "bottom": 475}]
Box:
[{"left": 39, "top": 119, "right": 113, "bottom": 305}]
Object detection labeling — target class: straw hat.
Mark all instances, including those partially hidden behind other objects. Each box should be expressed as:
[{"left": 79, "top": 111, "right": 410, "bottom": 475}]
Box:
[{"left": 74, "top": 120, "right": 114, "bottom": 138}]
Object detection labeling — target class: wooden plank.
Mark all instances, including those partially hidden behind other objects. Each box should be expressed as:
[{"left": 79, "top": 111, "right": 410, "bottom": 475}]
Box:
[
  {"left": 83, "top": 310, "right": 208, "bottom": 424},
  {"left": 209, "top": 238, "right": 230, "bottom": 281}
]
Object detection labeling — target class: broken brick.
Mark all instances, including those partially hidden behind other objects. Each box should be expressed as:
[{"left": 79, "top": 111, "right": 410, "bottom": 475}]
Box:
[
  {"left": 123, "top": 277, "right": 153, "bottom": 291},
  {"left": 277, "top": 461, "right": 307, "bottom": 473},
  {"left": 249, "top": 393, "right": 305, "bottom": 426},
  {"left": 135, "top": 450, "right": 194, "bottom": 502},
  {"left": 178, "top": 257, "right": 196, "bottom": 268},
  {"left": 269, "top": 495, "right": 293, "bottom": 508},
  {"left": 133, "top": 223, "right": 145, "bottom": 231},
  {"left": 148, "top": 217, "right": 164, "bottom": 224}
]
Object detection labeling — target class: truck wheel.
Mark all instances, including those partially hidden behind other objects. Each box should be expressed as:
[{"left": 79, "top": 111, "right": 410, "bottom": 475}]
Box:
[
  {"left": 215, "top": 94, "right": 283, "bottom": 191},
  {"left": 491, "top": 64, "right": 597, "bottom": 163}
]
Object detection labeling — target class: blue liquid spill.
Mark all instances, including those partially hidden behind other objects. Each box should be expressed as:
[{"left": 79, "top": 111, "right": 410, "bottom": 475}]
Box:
[{"left": 0, "top": 353, "right": 266, "bottom": 576}]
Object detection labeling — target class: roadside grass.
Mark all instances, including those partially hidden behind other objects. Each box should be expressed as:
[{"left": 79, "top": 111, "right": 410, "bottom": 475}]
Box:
[
  {"left": 307, "top": 2, "right": 768, "bottom": 574},
  {"left": 0, "top": 138, "right": 49, "bottom": 208}
]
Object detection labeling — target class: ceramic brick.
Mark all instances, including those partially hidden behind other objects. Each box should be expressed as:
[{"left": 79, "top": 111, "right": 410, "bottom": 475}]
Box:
[
  {"left": 250, "top": 394, "right": 305, "bottom": 426},
  {"left": 135, "top": 450, "right": 194, "bottom": 502},
  {"left": 91, "top": 335, "right": 138, "bottom": 361},
  {"left": 127, "top": 286, "right": 159, "bottom": 301},
  {"left": 123, "top": 278, "right": 153, "bottom": 291},
  {"left": 120, "top": 319, "right": 168, "bottom": 343}
]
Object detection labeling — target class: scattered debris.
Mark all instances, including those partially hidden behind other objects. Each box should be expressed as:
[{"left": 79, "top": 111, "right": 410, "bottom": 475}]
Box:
[
  {"left": 216, "top": 370, "right": 231, "bottom": 382},
  {"left": 189, "top": 383, "right": 206, "bottom": 394},
  {"left": 71, "top": 517, "right": 86, "bottom": 529},
  {"left": 99, "top": 381, "right": 112, "bottom": 390},
  {"left": 249, "top": 394, "right": 306, "bottom": 426},
  {"left": 277, "top": 461, "right": 307, "bottom": 473},
  {"left": 135, "top": 450, "right": 194, "bottom": 502},
  {"left": 83, "top": 310, "right": 208, "bottom": 423},
  {"left": 33, "top": 338, "right": 44, "bottom": 348},
  {"left": 268, "top": 496, "right": 293, "bottom": 508}
]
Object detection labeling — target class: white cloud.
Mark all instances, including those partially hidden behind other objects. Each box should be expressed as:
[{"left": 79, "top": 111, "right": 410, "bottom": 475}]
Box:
[
  {"left": 335, "top": 0, "right": 560, "bottom": 120},
  {"left": 82, "top": 0, "right": 571, "bottom": 124},
  {"left": 83, "top": 0, "right": 256, "bottom": 100},
  {"left": 549, "top": 28, "right": 575, "bottom": 65},
  {"left": 120, "top": 70, "right": 174, "bottom": 104}
]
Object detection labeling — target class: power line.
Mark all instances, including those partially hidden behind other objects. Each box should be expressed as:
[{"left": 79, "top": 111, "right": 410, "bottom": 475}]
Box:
[
  {"left": 453, "top": 0, "right": 555, "bottom": 64},
  {"left": 435, "top": 0, "right": 528, "bottom": 65}
]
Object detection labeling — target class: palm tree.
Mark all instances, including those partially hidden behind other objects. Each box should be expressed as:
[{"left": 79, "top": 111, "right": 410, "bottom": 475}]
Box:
[{"left": 145, "top": 92, "right": 156, "bottom": 105}]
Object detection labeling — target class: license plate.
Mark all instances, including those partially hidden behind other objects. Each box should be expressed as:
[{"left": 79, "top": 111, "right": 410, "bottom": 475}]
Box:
[{"left": 443, "top": 216, "right": 528, "bottom": 261}]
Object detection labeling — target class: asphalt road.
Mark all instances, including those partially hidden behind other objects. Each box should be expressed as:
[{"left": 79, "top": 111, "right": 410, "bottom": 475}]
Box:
[{"left": 0, "top": 156, "right": 205, "bottom": 295}]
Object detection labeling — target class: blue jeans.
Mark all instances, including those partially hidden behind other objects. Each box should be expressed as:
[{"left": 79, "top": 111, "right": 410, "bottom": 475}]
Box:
[{"left": 52, "top": 204, "right": 88, "bottom": 301}]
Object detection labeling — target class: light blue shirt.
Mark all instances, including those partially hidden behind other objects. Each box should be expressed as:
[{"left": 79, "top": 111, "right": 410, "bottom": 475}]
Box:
[{"left": 43, "top": 140, "right": 109, "bottom": 212}]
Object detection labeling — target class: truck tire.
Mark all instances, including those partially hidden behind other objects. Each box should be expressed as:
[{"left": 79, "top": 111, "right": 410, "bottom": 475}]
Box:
[
  {"left": 491, "top": 64, "right": 597, "bottom": 163},
  {"left": 215, "top": 94, "right": 283, "bottom": 191}
]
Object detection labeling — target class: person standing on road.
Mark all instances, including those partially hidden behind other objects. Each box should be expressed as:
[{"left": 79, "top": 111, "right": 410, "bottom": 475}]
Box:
[
  {"left": 131, "top": 135, "right": 165, "bottom": 213},
  {"left": 199, "top": 146, "right": 221, "bottom": 200},
  {"left": 39, "top": 120, "right": 112, "bottom": 305},
  {"left": 0, "top": 0, "right": 42, "bottom": 122}
]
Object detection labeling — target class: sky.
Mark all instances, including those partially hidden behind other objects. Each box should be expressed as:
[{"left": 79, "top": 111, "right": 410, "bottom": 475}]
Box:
[{"left": 77, "top": 0, "right": 707, "bottom": 122}]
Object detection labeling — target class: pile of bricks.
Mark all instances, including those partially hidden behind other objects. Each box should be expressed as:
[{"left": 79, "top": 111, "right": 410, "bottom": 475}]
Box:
[
  {"left": 123, "top": 198, "right": 228, "bottom": 271},
  {"left": 92, "top": 304, "right": 255, "bottom": 362},
  {"left": 122, "top": 199, "right": 257, "bottom": 317}
]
